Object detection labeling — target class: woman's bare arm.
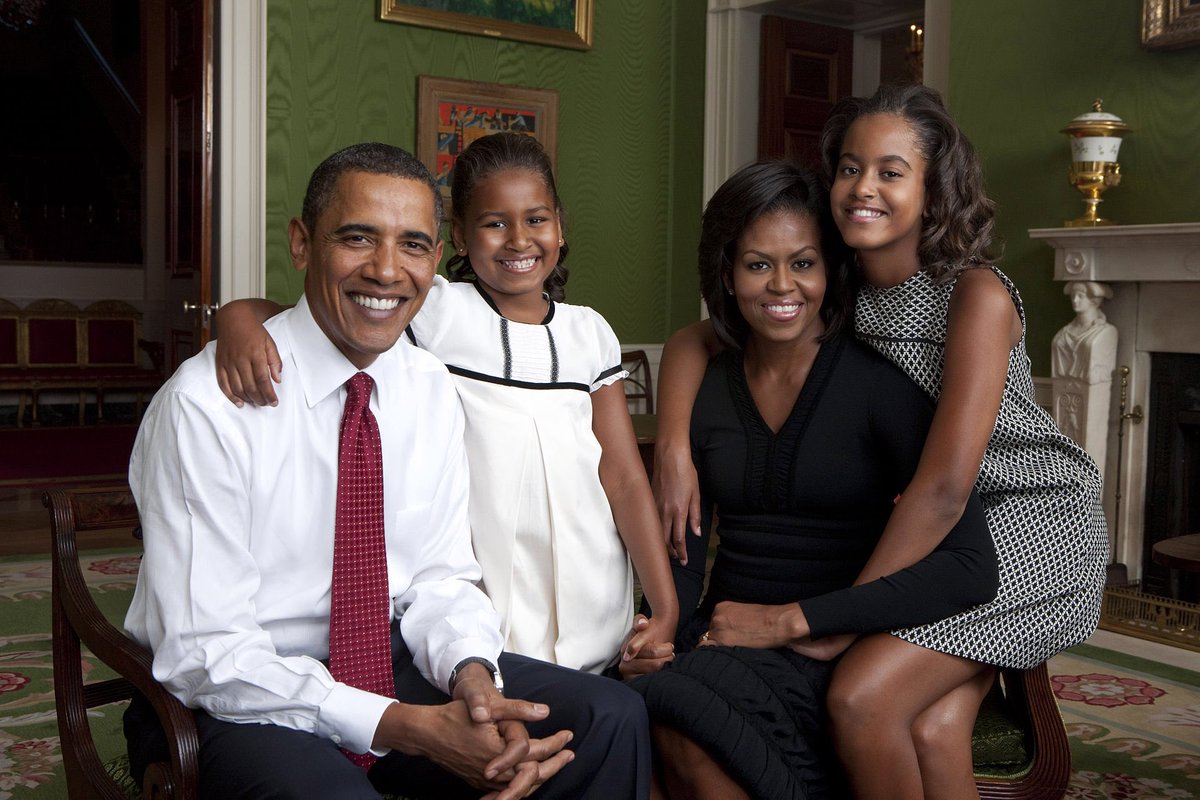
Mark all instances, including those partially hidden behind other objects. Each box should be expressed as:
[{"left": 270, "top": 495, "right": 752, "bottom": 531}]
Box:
[{"left": 653, "top": 320, "right": 723, "bottom": 563}]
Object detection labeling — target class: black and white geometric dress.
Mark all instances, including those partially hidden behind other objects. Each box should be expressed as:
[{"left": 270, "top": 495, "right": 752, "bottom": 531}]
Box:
[{"left": 855, "top": 267, "right": 1109, "bottom": 669}]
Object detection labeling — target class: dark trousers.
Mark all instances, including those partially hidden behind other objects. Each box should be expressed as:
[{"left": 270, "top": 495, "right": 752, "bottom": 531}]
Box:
[{"left": 125, "top": 642, "right": 650, "bottom": 800}]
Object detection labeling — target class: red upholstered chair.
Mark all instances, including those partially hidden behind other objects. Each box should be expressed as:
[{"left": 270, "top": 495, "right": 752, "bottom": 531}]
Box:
[
  {"left": 87, "top": 317, "right": 139, "bottom": 365},
  {"left": 82, "top": 300, "right": 164, "bottom": 421},
  {"left": 22, "top": 299, "right": 85, "bottom": 424},
  {"left": 25, "top": 298, "right": 81, "bottom": 366},
  {"left": 0, "top": 299, "right": 18, "bottom": 367},
  {"left": 0, "top": 299, "right": 23, "bottom": 424}
]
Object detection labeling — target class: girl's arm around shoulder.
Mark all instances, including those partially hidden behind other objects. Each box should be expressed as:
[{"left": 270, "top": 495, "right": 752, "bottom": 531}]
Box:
[
  {"left": 215, "top": 298, "right": 287, "bottom": 407},
  {"left": 591, "top": 382, "right": 679, "bottom": 675}
]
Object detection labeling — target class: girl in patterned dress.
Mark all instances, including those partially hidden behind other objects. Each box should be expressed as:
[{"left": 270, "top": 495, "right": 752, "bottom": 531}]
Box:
[
  {"left": 212, "top": 133, "right": 679, "bottom": 679},
  {"left": 654, "top": 84, "right": 1108, "bottom": 799}
]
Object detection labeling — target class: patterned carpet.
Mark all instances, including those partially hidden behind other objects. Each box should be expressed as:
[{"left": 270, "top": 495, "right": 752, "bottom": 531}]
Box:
[{"left": 1, "top": 552, "right": 1197, "bottom": 799}]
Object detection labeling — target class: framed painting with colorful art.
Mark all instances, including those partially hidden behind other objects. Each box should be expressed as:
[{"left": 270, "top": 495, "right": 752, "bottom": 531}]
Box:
[
  {"left": 380, "top": 0, "right": 593, "bottom": 50},
  {"left": 417, "top": 76, "right": 559, "bottom": 210}
]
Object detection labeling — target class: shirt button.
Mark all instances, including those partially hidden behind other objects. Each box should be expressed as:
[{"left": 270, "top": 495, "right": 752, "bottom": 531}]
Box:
[{"left": 331, "top": 734, "right": 342, "bottom": 745}]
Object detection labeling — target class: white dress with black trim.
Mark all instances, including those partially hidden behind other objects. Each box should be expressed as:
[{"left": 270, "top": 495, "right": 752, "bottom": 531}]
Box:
[{"left": 407, "top": 276, "right": 633, "bottom": 674}]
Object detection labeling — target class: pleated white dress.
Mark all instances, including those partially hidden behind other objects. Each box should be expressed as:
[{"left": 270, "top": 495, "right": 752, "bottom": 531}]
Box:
[{"left": 407, "top": 276, "right": 633, "bottom": 674}]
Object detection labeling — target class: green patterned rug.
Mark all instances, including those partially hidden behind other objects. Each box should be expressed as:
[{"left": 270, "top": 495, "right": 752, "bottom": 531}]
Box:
[
  {"left": 1, "top": 552, "right": 1197, "bottom": 799},
  {"left": 1, "top": 551, "right": 139, "bottom": 799},
  {"left": 1051, "top": 644, "right": 1200, "bottom": 799}
]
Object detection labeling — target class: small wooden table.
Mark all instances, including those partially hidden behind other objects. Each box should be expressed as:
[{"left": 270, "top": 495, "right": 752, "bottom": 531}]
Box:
[{"left": 1151, "top": 533, "right": 1200, "bottom": 600}]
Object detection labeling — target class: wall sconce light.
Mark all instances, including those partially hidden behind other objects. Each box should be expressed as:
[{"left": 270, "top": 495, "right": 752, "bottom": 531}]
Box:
[{"left": 907, "top": 23, "right": 924, "bottom": 83}]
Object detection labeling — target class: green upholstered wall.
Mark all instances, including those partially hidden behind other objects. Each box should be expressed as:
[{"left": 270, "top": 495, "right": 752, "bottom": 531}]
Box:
[
  {"left": 264, "top": 0, "right": 706, "bottom": 344},
  {"left": 947, "top": 1, "right": 1200, "bottom": 374}
]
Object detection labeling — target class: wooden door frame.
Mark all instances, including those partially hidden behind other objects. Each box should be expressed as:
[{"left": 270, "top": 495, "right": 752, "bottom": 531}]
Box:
[{"left": 218, "top": 0, "right": 267, "bottom": 305}]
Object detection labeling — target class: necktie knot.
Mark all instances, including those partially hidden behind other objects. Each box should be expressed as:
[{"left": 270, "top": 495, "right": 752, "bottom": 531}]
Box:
[{"left": 345, "top": 372, "right": 374, "bottom": 413}]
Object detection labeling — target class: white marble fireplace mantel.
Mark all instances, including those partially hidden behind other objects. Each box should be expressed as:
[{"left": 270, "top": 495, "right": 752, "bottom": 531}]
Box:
[{"left": 1029, "top": 222, "right": 1200, "bottom": 580}]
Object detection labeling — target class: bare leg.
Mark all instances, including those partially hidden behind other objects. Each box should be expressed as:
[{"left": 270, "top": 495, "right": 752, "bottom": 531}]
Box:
[
  {"left": 826, "top": 633, "right": 989, "bottom": 800},
  {"left": 651, "top": 723, "right": 750, "bottom": 800},
  {"left": 911, "top": 666, "right": 995, "bottom": 800}
]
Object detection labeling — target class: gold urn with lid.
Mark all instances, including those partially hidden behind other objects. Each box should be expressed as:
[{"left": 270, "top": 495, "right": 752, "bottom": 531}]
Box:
[{"left": 1061, "top": 99, "right": 1131, "bottom": 227}]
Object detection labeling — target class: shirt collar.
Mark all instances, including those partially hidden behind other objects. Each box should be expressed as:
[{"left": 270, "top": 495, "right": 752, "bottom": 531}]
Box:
[{"left": 284, "top": 295, "right": 382, "bottom": 409}]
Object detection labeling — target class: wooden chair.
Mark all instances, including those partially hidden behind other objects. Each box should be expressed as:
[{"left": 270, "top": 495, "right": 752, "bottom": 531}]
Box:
[
  {"left": 46, "top": 486, "right": 199, "bottom": 799},
  {"left": 621, "top": 349, "right": 654, "bottom": 414},
  {"left": 973, "top": 662, "right": 1071, "bottom": 799}
]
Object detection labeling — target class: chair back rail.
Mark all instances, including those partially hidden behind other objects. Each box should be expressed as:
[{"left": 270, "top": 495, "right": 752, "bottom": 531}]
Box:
[
  {"left": 621, "top": 349, "right": 654, "bottom": 414},
  {"left": 45, "top": 487, "right": 200, "bottom": 800}
]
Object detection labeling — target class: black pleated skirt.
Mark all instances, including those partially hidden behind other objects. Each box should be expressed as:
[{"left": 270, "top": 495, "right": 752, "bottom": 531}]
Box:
[{"left": 630, "top": 638, "right": 847, "bottom": 800}]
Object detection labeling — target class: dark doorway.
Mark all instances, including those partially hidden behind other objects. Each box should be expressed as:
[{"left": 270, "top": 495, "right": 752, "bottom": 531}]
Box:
[
  {"left": 0, "top": 0, "right": 144, "bottom": 266},
  {"left": 1142, "top": 352, "right": 1200, "bottom": 602},
  {"left": 758, "top": 16, "right": 853, "bottom": 168}
]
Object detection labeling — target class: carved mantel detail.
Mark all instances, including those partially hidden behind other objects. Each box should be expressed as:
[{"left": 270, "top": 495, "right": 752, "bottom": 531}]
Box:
[{"left": 1029, "top": 222, "right": 1200, "bottom": 581}]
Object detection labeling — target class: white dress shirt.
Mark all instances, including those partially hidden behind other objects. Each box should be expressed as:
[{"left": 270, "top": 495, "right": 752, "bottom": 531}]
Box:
[{"left": 124, "top": 296, "right": 504, "bottom": 756}]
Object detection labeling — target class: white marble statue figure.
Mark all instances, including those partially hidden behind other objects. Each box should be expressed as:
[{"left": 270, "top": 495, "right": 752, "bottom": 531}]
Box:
[
  {"left": 1052, "top": 281, "right": 1118, "bottom": 384},
  {"left": 1051, "top": 280, "right": 1117, "bottom": 475}
]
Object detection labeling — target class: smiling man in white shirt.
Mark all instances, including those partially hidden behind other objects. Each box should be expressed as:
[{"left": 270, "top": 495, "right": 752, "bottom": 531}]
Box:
[{"left": 122, "top": 142, "right": 650, "bottom": 800}]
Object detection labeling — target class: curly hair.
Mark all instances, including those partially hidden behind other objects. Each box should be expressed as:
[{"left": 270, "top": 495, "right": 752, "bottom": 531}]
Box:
[
  {"left": 819, "top": 84, "right": 998, "bottom": 281},
  {"left": 699, "top": 160, "right": 853, "bottom": 350},
  {"left": 445, "top": 132, "right": 569, "bottom": 301}
]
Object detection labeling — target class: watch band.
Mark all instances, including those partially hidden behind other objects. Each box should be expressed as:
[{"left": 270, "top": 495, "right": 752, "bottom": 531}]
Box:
[{"left": 448, "top": 657, "right": 503, "bottom": 695}]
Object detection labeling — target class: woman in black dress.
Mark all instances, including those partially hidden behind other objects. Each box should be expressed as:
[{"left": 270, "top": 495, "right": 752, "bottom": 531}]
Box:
[{"left": 629, "top": 162, "right": 998, "bottom": 799}]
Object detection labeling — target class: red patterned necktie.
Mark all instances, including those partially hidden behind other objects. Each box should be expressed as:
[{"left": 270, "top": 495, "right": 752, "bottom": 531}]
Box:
[{"left": 328, "top": 372, "right": 394, "bottom": 769}]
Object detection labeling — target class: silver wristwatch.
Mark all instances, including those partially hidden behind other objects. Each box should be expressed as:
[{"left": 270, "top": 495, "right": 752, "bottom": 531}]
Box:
[{"left": 448, "top": 657, "right": 504, "bottom": 695}]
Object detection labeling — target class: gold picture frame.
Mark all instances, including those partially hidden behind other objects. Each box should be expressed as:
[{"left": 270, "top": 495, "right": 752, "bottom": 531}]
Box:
[
  {"left": 417, "top": 76, "right": 559, "bottom": 211},
  {"left": 1142, "top": 0, "right": 1200, "bottom": 50},
  {"left": 380, "top": 0, "right": 593, "bottom": 51}
]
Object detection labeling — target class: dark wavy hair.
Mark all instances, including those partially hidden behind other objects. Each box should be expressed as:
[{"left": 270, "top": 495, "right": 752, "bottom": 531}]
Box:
[
  {"left": 446, "top": 132, "right": 569, "bottom": 301},
  {"left": 819, "top": 84, "right": 998, "bottom": 281},
  {"left": 302, "top": 142, "right": 442, "bottom": 233},
  {"left": 699, "top": 160, "right": 853, "bottom": 350}
]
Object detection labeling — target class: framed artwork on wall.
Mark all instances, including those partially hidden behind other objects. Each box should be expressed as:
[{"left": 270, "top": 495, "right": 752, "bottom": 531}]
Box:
[
  {"left": 1142, "top": 0, "right": 1200, "bottom": 50},
  {"left": 417, "top": 76, "right": 559, "bottom": 210},
  {"left": 379, "top": 0, "right": 593, "bottom": 50}
]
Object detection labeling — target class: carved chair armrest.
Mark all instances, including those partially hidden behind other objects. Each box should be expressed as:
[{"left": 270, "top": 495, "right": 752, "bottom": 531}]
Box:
[
  {"left": 1005, "top": 664, "right": 1071, "bottom": 791},
  {"left": 46, "top": 488, "right": 199, "bottom": 799},
  {"left": 976, "top": 663, "right": 1071, "bottom": 800}
]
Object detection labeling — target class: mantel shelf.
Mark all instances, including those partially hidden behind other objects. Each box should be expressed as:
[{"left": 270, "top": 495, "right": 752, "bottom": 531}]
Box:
[{"left": 1029, "top": 222, "right": 1200, "bottom": 282}]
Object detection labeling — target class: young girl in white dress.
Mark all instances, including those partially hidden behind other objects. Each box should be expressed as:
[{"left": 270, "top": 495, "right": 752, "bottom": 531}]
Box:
[{"left": 215, "top": 133, "right": 678, "bottom": 677}]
